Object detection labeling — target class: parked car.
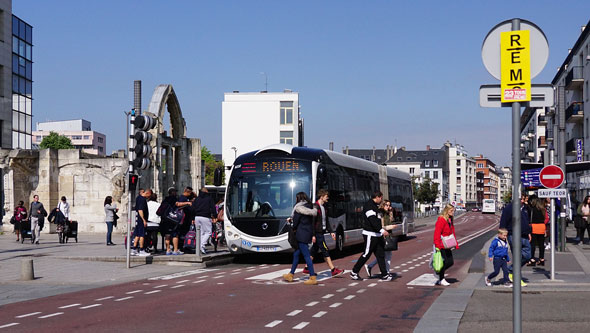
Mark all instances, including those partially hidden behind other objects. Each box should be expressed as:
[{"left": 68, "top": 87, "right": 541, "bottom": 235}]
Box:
[{"left": 471, "top": 207, "right": 480, "bottom": 212}]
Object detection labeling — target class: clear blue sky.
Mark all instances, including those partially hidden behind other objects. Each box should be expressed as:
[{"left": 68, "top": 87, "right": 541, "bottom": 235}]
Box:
[{"left": 14, "top": 1, "right": 590, "bottom": 165}]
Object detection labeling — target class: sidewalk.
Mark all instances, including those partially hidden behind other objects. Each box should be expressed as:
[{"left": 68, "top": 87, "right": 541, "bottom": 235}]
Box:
[
  {"left": 415, "top": 224, "right": 590, "bottom": 332},
  {"left": 0, "top": 231, "right": 231, "bottom": 306}
]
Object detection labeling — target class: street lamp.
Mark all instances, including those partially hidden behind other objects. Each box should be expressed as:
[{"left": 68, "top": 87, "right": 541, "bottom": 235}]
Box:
[
  {"left": 124, "top": 110, "right": 132, "bottom": 158},
  {"left": 231, "top": 147, "right": 237, "bottom": 160}
]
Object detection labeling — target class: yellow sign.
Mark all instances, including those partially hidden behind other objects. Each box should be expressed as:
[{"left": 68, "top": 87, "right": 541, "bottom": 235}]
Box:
[{"left": 500, "top": 30, "right": 531, "bottom": 102}]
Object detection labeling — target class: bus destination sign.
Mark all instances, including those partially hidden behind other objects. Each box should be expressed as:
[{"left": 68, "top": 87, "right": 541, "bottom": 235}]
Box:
[{"left": 239, "top": 160, "right": 306, "bottom": 173}]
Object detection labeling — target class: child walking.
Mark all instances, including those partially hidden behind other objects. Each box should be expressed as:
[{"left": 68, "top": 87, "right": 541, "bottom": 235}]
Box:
[{"left": 485, "top": 228, "right": 512, "bottom": 287}]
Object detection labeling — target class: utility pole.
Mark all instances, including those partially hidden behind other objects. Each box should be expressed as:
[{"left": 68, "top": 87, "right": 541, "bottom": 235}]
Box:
[{"left": 557, "top": 85, "right": 567, "bottom": 251}]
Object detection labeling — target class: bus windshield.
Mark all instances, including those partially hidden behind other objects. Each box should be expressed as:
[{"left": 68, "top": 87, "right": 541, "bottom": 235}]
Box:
[{"left": 227, "top": 159, "right": 312, "bottom": 220}]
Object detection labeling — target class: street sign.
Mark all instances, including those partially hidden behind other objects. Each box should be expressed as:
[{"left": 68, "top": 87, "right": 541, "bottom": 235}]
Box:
[
  {"left": 482, "top": 19, "right": 549, "bottom": 81},
  {"left": 576, "top": 139, "right": 583, "bottom": 162},
  {"left": 539, "top": 165, "right": 565, "bottom": 188},
  {"left": 521, "top": 167, "right": 542, "bottom": 187},
  {"left": 500, "top": 30, "right": 531, "bottom": 102},
  {"left": 479, "top": 84, "right": 554, "bottom": 108},
  {"left": 538, "top": 188, "right": 567, "bottom": 198}
]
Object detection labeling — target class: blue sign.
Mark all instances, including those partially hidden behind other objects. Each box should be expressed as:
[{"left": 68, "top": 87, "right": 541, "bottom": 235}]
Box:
[
  {"left": 576, "top": 139, "right": 583, "bottom": 162},
  {"left": 521, "top": 168, "right": 542, "bottom": 187}
]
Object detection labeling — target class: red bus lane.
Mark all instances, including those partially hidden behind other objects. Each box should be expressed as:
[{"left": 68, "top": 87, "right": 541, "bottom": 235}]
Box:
[{"left": 0, "top": 212, "right": 498, "bottom": 332}]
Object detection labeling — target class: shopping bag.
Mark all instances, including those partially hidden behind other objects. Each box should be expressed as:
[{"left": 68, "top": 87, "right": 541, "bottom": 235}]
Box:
[
  {"left": 432, "top": 249, "right": 444, "bottom": 273},
  {"left": 441, "top": 234, "right": 457, "bottom": 249}
]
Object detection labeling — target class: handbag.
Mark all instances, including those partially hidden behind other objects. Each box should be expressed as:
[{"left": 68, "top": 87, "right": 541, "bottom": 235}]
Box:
[
  {"left": 156, "top": 202, "right": 171, "bottom": 217},
  {"left": 432, "top": 249, "right": 444, "bottom": 273},
  {"left": 112, "top": 213, "right": 119, "bottom": 228},
  {"left": 10, "top": 216, "right": 16, "bottom": 225},
  {"left": 286, "top": 223, "right": 298, "bottom": 249},
  {"left": 384, "top": 235, "right": 398, "bottom": 251},
  {"left": 166, "top": 208, "right": 186, "bottom": 225},
  {"left": 441, "top": 234, "right": 457, "bottom": 249}
]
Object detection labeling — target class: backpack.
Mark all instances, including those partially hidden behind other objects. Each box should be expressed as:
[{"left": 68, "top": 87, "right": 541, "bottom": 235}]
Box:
[
  {"left": 166, "top": 208, "right": 186, "bottom": 225},
  {"left": 156, "top": 202, "right": 171, "bottom": 217},
  {"left": 184, "top": 224, "right": 197, "bottom": 250}
]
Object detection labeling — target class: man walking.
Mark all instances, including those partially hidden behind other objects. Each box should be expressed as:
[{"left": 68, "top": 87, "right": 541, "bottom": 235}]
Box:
[
  {"left": 29, "top": 195, "right": 46, "bottom": 245},
  {"left": 132, "top": 189, "right": 152, "bottom": 257},
  {"left": 192, "top": 187, "right": 217, "bottom": 254},
  {"left": 499, "top": 194, "right": 531, "bottom": 287},
  {"left": 350, "top": 191, "right": 393, "bottom": 281}
]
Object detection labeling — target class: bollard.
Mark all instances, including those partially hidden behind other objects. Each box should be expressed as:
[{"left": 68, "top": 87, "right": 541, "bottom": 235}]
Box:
[
  {"left": 196, "top": 224, "right": 202, "bottom": 261},
  {"left": 21, "top": 258, "right": 35, "bottom": 280}
]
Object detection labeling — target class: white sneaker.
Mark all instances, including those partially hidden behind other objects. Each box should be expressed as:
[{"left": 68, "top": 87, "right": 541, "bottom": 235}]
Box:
[
  {"left": 138, "top": 250, "right": 151, "bottom": 257},
  {"left": 440, "top": 279, "right": 450, "bottom": 286},
  {"left": 485, "top": 277, "right": 492, "bottom": 286},
  {"left": 130, "top": 249, "right": 138, "bottom": 256}
]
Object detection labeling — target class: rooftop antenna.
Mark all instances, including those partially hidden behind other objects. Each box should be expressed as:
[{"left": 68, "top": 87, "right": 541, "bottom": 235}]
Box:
[{"left": 259, "top": 72, "right": 268, "bottom": 91}]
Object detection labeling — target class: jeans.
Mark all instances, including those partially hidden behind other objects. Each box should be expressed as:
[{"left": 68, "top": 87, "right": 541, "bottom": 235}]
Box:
[
  {"left": 106, "top": 222, "right": 113, "bottom": 244},
  {"left": 488, "top": 257, "right": 510, "bottom": 282},
  {"left": 31, "top": 216, "right": 40, "bottom": 241},
  {"left": 291, "top": 242, "right": 315, "bottom": 275},
  {"left": 368, "top": 250, "right": 392, "bottom": 272},
  {"left": 507, "top": 235, "right": 531, "bottom": 273}
]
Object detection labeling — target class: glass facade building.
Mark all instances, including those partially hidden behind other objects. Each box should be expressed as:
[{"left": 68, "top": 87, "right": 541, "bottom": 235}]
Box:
[{"left": 12, "top": 15, "right": 32, "bottom": 149}]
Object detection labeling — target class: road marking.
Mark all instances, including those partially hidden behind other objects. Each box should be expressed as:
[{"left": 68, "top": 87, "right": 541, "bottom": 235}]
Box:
[
  {"left": 199, "top": 275, "right": 210, "bottom": 279},
  {"left": 246, "top": 269, "right": 256, "bottom": 272},
  {"left": 39, "top": 312, "right": 64, "bottom": 319},
  {"left": 170, "top": 284, "right": 185, "bottom": 289},
  {"left": 313, "top": 311, "right": 327, "bottom": 318},
  {"left": 95, "top": 296, "right": 114, "bottom": 301},
  {"left": 272, "top": 264, "right": 280, "bottom": 267},
  {"left": 357, "top": 289, "right": 366, "bottom": 294},
  {"left": 322, "top": 294, "right": 334, "bottom": 299},
  {"left": 126, "top": 290, "right": 143, "bottom": 294},
  {"left": 287, "top": 310, "right": 302, "bottom": 316},
  {"left": 80, "top": 304, "right": 102, "bottom": 309},
  {"left": 193, "top": 280, "right": 206, "bottom": 284},
  {"left": 348, "top": 282, "right": 359, "bottom": 286},
  {"left": 293, "top": 322, "right": 309, "bottom": 330},
  {"left": 114, "top": 296, "right": 133, "bottom": 302},
  {"left": 409, "top": 266, "right": 415, "bottom": 270},
  {"left": 259, "top": 264, "right": 267, "bottom": 266},
  {"left": 246, "top": 268, "right": 302, "bottom": 281},
  {"left": 0, "top": 323, "right": 19, "bottom": 329},
  {"left": 145, "top": 290, "right": 161, "bottom": 295},
  {"left": 154, "top": 284, "right": 168, "bottom": 288},
  {"left": 232, "top": 268, "right": 242, "bottom": 271},
  {"left": 265, "top": 320, "right": 282, "bottom": 328},
  {"left": 306, "top": 301, "right": 319, "bottom": 307},
  {"left": 407, "top": 273, "right": 440, "bottom": 286},
  {"left": 15, "top": 312, "right": 41, "bottom": 318},
  {"left": 401, "top": 263, "right": 407, "bottom": 266},
  {"left": 344, "top": 295, "right": 356, "bottom": 300},
  {"left": 368, "top": 283, "right": 377, "bottom": 287},
  {"left": 231, "top": 272, "right": 241, "bottom": 275},
  {"left": 336, "top": 288, "right": 347, "bottom": 292},
  {"left": 58, "top": 303, "right": 81, "bottom": 309},
  {"left": 329, "top": 303, "right": 342, "bottom": 308},
  {"left": 177, "top": 279, "right": 191, "bottom": 283},
  {"left": 213, "top": 276, "right": 224, "bottom": 279},
  {"left": 402, "top": 269, "right": 409, "bottom": 273},
  {"left": 148, "top": 268, "right": 217, "bottom": 281},
  {"left": 394, "top": 266, "right": 400, "bottom": 269},
  {"left": 215, "top": 272, "right": 226, "bottom": 275},
  {"left": 217, "top": 283, "right": 224, "bottom": 285}
]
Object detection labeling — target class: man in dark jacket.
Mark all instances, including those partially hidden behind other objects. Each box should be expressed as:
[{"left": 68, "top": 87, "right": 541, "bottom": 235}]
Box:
[
  {"left": 192, "top": 187, "right": 217, "bottom": 254},
  {"left": 351, "top": 191, "right": 393, "bottom": 281},
  {"left": 499, "top": 194, "right": 531, "bottom": 286},
  {"left": 29, "top": 195, "right": 47, "bottom": 245}
]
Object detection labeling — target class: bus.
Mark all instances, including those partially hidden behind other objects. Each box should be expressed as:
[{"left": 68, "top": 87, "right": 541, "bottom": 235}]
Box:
[
  {"left": 224, "top": 144, "right": 415, "bottom": 254},
  {"left": 482, "top": 199, "right": 496, "bottom": 214}
]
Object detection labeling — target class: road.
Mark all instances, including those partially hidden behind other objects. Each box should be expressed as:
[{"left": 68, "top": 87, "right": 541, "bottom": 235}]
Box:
[{"left": 0, "top": 212, "right": 498, "bottom": 332}]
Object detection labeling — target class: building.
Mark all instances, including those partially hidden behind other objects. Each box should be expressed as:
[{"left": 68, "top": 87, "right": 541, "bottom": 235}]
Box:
[
  {"left": 386, "top": 145, "right": 448, "bottom": 211},
  {"left": 475, "top": 155, "right": 499, "bottom": 204},
  {"left": 342, "top": 145, "right": 396, "bottom": 164},
  {"left": 498, "top": 166, "right": 512, "bottom": 208},
  {"left": 519, "top": 107, "right": 547, "bottom": 163},
  {"left": 0, "top": 1, "right": 33, "bottom": 150},
  {"left": 33, "top": 119, "right": 107, "bottom": 156},
  {"left": 222, "top": 90, "right": 302, "bottom": 169},
  {"left": 446, "top": 143, "right": 477, "bottom": 209}
]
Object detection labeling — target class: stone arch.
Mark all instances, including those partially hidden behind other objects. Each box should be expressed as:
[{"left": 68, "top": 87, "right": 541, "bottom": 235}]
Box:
[{"left": 147, "top": 84, "right": 187, "bottom": 139}]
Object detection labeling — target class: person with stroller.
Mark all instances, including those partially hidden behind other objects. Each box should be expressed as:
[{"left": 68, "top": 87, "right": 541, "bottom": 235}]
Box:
[
  {"left": 104, "top": 196, "right": 118, "bottom": 246},
  {"left": 13, "top": 201, "right": 27, "bottom": 242}
]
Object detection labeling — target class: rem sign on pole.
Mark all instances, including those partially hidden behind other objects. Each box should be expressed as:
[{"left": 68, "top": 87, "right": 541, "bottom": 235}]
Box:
[{"left": 501, "top": 30, "right": 531, "bottom": 102}]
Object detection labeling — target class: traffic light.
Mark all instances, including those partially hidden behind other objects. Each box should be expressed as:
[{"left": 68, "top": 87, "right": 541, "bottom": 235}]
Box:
[
  {"left": 132, "top": 114, "right": 157, "bottom": 170},
  {"left": 129, "top": 174, "right": 139, "bottom": 191}
]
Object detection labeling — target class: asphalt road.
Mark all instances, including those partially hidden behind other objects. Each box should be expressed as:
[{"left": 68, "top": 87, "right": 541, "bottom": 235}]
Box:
[{"left": 0, "top": 212, "right": 498, "bottom": 332}]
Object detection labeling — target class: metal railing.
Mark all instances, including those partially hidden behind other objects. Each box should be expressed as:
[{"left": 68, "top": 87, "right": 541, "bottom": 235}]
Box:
[{"left": 565, "top": 66, "right": 584, "bottom": 89}]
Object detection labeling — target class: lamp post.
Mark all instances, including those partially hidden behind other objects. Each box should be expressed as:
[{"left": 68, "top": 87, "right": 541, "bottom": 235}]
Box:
[
  {"left": 231, "top": 147, "right": 237, "bottom": 160},
  {"left": 124, "top": 110, "right": 131, "bottom": 158}
]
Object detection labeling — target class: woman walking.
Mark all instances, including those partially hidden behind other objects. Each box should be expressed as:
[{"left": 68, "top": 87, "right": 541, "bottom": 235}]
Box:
[
  {"left": 104, "top": 196, "right": 118, "bottom": 246},
  {"left": 283, "top": 192, "right": 318, "bottom": 285},
  {"left": 528, "top": 195, "right": 548, "bottom": 266},
  {"left": 576, "top": 195, "right": 590, "bottom": 245},
  {"left": 365, "top": 199, "right": 398, "bottom": 276},
  {"left": 433, "top": 204, "right": 458, "bottom": 286},
  {"left": 13, "top": 201, "right": 27, "bottom": 242}
]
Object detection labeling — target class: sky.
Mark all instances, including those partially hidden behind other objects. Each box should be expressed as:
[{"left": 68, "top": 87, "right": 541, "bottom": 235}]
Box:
[{"left": 13, "top": 1, "right": 590, "bottom": 166}]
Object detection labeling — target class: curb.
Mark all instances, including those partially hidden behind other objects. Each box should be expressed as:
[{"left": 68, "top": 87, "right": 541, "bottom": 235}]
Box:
[{"left": 53, "top": 251, "right": 234, "bottom": 266}]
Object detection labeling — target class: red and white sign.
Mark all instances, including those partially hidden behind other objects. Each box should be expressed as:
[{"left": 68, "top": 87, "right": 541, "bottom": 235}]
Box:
[{"left": 539, "top": 165, "right": 565, "bottom": 189}]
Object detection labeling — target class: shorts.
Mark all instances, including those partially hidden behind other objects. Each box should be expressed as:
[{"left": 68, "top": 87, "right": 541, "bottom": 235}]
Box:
[
  {"left": 134, "top": 220, "right": 146, "bottom": 237},
  {"left": 160, "top": 219, "right": 179, "bottom": 238},
  {"left": 311, "top": 233, "right": 331, "bottom": 259}
]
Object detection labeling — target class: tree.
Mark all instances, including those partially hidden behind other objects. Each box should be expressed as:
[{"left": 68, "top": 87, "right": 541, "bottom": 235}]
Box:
[
  {"left": 415, "top": 177, "right": 440, "bottom": 207},
  {"left": 39, "top": 132, "right": 74, "bottom": 149},
  {"left": 502, "top": 191, "right": 512, "bottom": 204},
  {"left": 202, "top": 146, "right": 225, "bottom": 185}
]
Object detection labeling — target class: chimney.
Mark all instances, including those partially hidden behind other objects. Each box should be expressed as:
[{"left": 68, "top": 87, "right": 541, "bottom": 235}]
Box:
[
  {"left": 329, "top": 142, "right": 334, "bottom": 151},
  {"left": 426, "top": 145, "right": 430, "bottom": 151},
  {"left": 386, "top": 145, "right": 390, "bottom": 160},
  {"left": 346, "top": 146, "right": 349, "bottom": 155},
  {"left": 582, "top": 26, "right": 586, "bottom": 33},
  {"left": 372, "top": 146, "right": 376, "bottom": 162}
]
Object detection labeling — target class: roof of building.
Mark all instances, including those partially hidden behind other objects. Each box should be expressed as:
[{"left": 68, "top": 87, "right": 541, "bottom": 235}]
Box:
[
  {"left": 552, "top": 19, "right": 590, "bottom": 84},
  {"left": 385, "top": 148, "right": 446, "bottom": 168}
]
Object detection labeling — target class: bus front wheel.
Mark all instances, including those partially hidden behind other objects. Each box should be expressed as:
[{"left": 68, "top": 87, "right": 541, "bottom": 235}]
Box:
[{"left": 335, "top": 230, "right": 344, "bottom": 254}]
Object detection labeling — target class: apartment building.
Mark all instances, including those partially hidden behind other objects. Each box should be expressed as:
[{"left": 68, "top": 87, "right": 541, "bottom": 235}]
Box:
[
  {"left": 446, "top": 143, "right": 477, "bottom": 209},
  {"left": 475, "top": 155, "right": 499, "bottom": 203},
  {"left": 520, "top": 107, "right": 547, "bottom": 163},
  {"left": 33, "top": 119, "right": 106, "bottom": 156}
]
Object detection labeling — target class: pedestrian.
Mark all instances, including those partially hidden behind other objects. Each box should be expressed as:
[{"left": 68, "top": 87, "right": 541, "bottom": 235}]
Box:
[
  {"left": 161, "top": 187, "right": 182, "bottom": 255},
  {"left": 302, "top": 189, "right": 344, "bottom": 277},
  {"left": 131, "top": 189, "right": 152, "bottom": 257},
  {"left": 13, "top": 201, "right": 27, "bottom": 242},
  {"left": 56, "top": 196, "right": 70, "bottom": 221},
  {"left": 29, "top": 195, "right": 47, "bottom": 245},
  {"left": 575, "top": 195, "right": 590, "bottom": 245},
  {"left": 499, "top": 194, "right": 531, "bottom": 287},
  {"left": 485, "top": 228, "right": 512, "bottom": 287},
  {"left": 192, "top": 187, "right": 217, "bottom": 255},
  {"left": 104, "top": 196, "right": 118, "bottom": 246},
  {"left": 433, "top": 204, "right": 458, "bottom": 286},
  {"left": 365, "top": 199, "right": 398, "bottom": 277},
  {"left": 528, "top": 195, "right": 548, "bottom": 266},
  {"left": 350, "top": 191, "right": 394, "bottom": 281},
  {"left": 172, "top": 186, "right": 196, "bottom": 255},
  {"left": 283, "top": 192, "right": 318, "bottom": 285},
  {"left": 146, "top": 192, "right": 161, "bottom": 253}
]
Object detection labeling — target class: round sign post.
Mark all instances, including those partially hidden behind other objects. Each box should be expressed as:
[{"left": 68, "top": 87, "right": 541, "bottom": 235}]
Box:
[{"left": 539, "top": 165, "right": 565, "bottom": 189}]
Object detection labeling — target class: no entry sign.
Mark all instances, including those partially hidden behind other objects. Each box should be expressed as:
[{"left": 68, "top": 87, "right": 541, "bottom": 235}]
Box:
[{"left": 539, "top": 165, "right": 565, "bottom": 189}]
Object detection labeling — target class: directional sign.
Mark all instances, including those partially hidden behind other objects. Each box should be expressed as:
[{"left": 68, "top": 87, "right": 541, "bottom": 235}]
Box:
[
  {"left": 501, "top": 30, "right": 531, "bottom": 102},
  {"left": 538, "top": 188, "right": 567, "bottom": 198},
  {"left": 539, "top": 165, "right": 565, "bottom": 189},
  {"left": 521, "top": 167, "right": 542, "bottom": 187}
]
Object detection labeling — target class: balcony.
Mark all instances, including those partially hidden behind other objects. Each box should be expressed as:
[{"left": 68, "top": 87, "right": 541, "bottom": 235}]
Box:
[
  {"left": 537, "top": 114, "right": 547, "bottom": 126},
  {"left": 538, "top": 136, "right": 547, "bottom": 147},
  {"left": 565, "top": 66, "right": 584, "bottom": 90},
  {"left": 546, "top": 128, "right": 554, "bottom": 142},
  {"left": 566, "top": 137, "right": 583, "bottom": 156},
  {"left": 566, "top": 102, "right": 584, "bottom": 123}
]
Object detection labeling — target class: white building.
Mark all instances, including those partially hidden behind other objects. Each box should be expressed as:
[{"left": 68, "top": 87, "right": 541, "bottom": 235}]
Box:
[
  {"left": 222, "top": 91, "right": 301, "bottom": 170},
  {"left": 33, "top": 119, "right": 107, "bottom": 156},
  {"left": 519, "top": 107, "right": 547, "bottom": 163},
  {"left": 446, "top": 143, "right": 477, "bottom": 209},
  {"left": 498, "top": 166, "right": 512, "bottom": 208}
]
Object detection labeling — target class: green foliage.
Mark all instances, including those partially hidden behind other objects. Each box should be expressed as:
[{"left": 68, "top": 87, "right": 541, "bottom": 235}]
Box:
[
  {"left": 414, "top": 177, "right": 439, "bottom": 205},
  {"left": 39, "top": 132, "right": 74, "bottom": 149},
  {"left": 502, "top": 191, "right": 512, "bottom": 204},
  {"left": 202, "top": 146, "right": 225, "bottom": 185}
]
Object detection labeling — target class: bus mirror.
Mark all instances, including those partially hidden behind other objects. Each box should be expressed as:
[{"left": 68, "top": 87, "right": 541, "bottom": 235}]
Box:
[
  {"left": 317, "top": 165, "right": 328, "bottom": 185},
  {"left": 214, "top": 167, "right": 223, "bottom": 186}
]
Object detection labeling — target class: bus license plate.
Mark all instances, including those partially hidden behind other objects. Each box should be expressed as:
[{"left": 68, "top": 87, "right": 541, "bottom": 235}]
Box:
[{"left": 255, "top": 245, "right": 277, "bottom": 252}]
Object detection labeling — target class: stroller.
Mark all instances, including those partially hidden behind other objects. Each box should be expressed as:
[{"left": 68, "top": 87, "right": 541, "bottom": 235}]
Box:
[
  {"left": 19, "top": 219, "right": 33, "bottom": 244},
  {"left": 211, "top": 220, "right": 225, "bottom": 252},
  {"left": 64, "top": 221, "right": 78, "bottom": 243}
]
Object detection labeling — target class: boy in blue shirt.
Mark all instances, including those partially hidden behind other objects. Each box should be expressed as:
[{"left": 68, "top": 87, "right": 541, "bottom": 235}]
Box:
[{"left": 485, "top": 228, "right": 512, "bottom": 287}]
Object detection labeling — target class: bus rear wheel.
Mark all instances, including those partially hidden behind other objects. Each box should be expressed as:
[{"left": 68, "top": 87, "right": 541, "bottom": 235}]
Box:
[{"left": 335, "top": 231, "right": 344, "bottom": 254}]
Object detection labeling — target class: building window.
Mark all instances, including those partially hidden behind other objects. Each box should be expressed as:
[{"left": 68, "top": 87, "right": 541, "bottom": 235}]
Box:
[
  {"left": 409, "top": 168, "right": 415, "bottom": 175},
  {"left": 98, "top": 146, "right": 103, "bottom": 152},
  {"left": 83, "top": 135, "right": 90, "bottom": 140},
  {"left": 457, "top": 168, "right": 461, "bottom": 175},
  {"left": 433, "top": 171, "right": 439, "bottom": 179},
  {"left": 280, "top": 101, "right": 294, "bottom": 125},
  {"left": 71, "top": 135, "right": 82, "bottom": 140},
  {"left": 433, "top": 160, "right": 438, "bottom": 167},
  {"left": 477, "top": 163, "right": 484, "bottom": 168},
  {"left": 425, "top": 160, "right": 430, "bottom": 167},
  {"left": 98, "top": 137, "right": 103, "bottom": 143},
  {"left": 280, "top": 131, "right": 293, "bottom": 145},
  {"left": 424, "top": 171, "right": 430, "bottom": 178}
]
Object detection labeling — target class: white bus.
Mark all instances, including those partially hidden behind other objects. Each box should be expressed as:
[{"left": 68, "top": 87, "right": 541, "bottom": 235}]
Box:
[
  {"left": 224, "top": 144, "right": 415, "bottom": 254},
  {"left": 482, "top": 199, "right": 496, "bottom": 214}
]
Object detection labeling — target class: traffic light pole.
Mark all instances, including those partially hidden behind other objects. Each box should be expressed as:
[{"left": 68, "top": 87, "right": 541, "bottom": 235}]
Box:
[{"left": 126, "top": 109, "right": 135, "bottom": 269}]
